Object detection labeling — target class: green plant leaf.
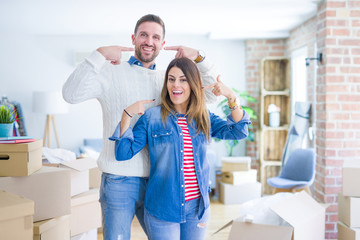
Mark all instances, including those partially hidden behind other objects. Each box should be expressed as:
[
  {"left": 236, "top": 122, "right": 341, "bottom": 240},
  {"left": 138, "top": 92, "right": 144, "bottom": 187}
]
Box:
[{"left": 0, "top": 105, "right": 16, "bottom": 124}]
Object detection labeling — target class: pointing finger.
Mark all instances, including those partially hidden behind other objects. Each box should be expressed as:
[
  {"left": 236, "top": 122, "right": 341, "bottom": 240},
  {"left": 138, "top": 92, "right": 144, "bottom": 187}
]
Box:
[
  {"left": 140, "top": 99, "right": 156, "bottom": 104},
  {"left": 202, "top": 83, "right": 217, "bottom": 90},
  {"left": 164, "top": 46, "right": 180, "bottom": 51},
  {"left": 216, "top": 75, "right": 221, "bottom": 83},
  {"left": 120, "top": 47, "right": 135, "bottom": 51}
]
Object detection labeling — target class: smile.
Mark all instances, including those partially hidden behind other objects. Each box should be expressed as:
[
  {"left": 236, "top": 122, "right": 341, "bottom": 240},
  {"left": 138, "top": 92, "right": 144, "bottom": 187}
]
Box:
[
  {"left": 142, "top": 45, "right": 154, "bottom": 52},
  {"left": 172, "top": 90, "right": 183, "bottom": 95}
]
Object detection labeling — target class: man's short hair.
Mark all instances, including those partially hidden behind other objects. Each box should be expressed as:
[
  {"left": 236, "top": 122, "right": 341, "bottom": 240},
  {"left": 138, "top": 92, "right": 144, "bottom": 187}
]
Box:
[{"left": 134, "top": 14, "right": 165, "bottom": 38}]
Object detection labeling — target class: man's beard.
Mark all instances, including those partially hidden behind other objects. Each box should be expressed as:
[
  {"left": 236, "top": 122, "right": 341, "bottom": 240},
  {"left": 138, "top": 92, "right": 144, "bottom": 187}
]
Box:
[{"left": 135, "top": 45, "right": 160, "bottom": 63}]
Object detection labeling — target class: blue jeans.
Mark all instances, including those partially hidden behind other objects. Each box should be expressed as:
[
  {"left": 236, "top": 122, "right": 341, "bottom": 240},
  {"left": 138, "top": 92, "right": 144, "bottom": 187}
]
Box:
[
  {"left": 144, "top": 198, "right": 210, "bottom": 240},
  {"left": 99, "top": 173, "right": 148, "bottom": 240}
]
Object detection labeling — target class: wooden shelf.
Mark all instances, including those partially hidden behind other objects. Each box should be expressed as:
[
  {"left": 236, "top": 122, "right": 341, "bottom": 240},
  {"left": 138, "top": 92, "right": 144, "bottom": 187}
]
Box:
[{"left": 259, "top": 57, "right": 291, "bottom": 194}]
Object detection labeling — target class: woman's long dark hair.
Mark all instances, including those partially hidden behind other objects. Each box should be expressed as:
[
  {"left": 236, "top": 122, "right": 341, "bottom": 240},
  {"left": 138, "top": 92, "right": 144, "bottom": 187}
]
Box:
[{"left": 160, "top": 57, "right": 210, "bottom": 141}]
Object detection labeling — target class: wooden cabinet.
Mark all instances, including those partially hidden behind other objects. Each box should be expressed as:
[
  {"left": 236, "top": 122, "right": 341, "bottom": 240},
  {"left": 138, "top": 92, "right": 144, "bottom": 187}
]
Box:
[{"left": 259, "top": 57, "right": 291, "bottom": 194}]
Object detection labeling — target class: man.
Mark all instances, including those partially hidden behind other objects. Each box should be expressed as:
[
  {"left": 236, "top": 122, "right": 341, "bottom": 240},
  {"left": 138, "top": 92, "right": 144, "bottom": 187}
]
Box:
[{"left": 63, "top": 14, "right": 217, "bottom": 240}]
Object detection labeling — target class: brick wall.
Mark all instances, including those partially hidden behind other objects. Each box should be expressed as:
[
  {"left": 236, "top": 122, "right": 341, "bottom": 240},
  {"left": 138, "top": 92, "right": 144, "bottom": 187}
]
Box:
[
  {"left": 245, "top": 39, "right": 286, "bottom": 168},
  {"left": 245, "top": 1, "right": 360, "bottom": 239},
  {"left": 315, "top": 0, "right": 360, "bottom": 239}
]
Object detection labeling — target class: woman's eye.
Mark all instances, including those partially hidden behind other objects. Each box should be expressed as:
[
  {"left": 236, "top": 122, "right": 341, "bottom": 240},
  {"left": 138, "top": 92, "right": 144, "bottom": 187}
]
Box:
[
  {"left": 180, "top": 79, "right": 187, "bottom": 82},
  {"left": 168, "top": 78, "right": 175, "bottom": 82}
]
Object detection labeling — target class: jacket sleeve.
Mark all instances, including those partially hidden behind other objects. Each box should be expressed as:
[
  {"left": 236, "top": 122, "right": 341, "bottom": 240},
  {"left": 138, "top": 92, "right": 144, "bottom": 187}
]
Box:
[
  {"left": 62, "top": 51, "right": 109, "bottom": 104},
  {"left": 109, "top": 114, "right": 148, "bottom": 161},
  {"left": 196, "top": 58, "right": 218, "bottom": 104},
  {"left": 210, "top": 110, "right": 252, "bottom": 140}
]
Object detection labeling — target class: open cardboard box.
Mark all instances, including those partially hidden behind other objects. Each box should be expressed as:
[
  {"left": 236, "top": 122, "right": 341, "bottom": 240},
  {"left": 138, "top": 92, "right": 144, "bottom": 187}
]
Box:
[
  {"left": 44, "top": 157, "right": 97, "bottom": 196},
  {"left": 214, "top": 191, "right": 325, "bottom": 240}
]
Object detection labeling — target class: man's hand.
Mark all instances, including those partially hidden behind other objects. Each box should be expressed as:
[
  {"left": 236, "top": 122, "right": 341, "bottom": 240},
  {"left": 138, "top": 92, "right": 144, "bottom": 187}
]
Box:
[
  {"left": 97, "top": 46, "right": 134, "bottom": 65},
  {"left": 164, "top": 46, "right": 199, "bottom": 61}
]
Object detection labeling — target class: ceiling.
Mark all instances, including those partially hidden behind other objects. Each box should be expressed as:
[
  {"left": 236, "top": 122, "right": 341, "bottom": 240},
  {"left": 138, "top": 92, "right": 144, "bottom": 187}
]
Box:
[{"left": 0, "top": 0, "right": 320, "bottom": 39}]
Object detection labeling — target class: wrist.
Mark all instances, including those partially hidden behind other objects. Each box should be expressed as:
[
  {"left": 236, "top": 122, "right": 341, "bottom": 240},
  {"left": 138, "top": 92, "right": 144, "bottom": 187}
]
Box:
[
  {"left": 123, "top": 109, "right": 133, "bottom": 118},
  {"left": 227, "top": 95, "right": 237, "bottom": 103},
  {"left": 228, "top": 97, "right": 240, "bottom": 110},
  {"left": 194, "top": 50, "right": 206, "bottom": 63}
]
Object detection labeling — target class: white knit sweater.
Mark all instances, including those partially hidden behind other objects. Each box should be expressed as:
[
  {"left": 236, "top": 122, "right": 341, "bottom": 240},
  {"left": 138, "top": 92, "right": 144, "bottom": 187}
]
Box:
[{"left": 63, "top": 50, "right": 217, "bottom": 177}]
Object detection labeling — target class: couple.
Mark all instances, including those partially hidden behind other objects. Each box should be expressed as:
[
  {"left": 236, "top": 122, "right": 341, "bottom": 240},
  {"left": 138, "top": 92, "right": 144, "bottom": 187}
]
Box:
[{"left": 63, "top": 14, "right": 250, "bottom": 240}]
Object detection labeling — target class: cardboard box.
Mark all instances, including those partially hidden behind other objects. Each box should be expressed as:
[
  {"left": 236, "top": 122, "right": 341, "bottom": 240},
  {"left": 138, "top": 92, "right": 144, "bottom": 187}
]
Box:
[
  {"left": 338, "top": 193, "right": 360, "bottom": 228},
  {"left": 343, "top": 160, "right": 360, "bottom": 197},
  {"left": 222, "top": 156, "right": 251, "bottom": 172},
  {"left": 71, "top": 189, "right": 101, "bottom": 236},
  {"left": 0, "top": 139, "right": 42, "bottom": 176},
  {"left": 0, "top": 190, "right": 34, "bottom": 240},
  {"left": 221, "top": 170, "right": 257, "bottom": 185},
  {"left": 33, "top": 215, "right": 70, "bottom": 240},
  {"left": 44, "top": 158, "right": 97, "bottom": 196},
  {"left": 338, "top": 221, "right": 360, "bottom": 240},
  {"left": 0, "top": 166, "right": 71, "bottom": 221},
  {"left": 219, "top": 181, "right": 261, "bottom": 205},
  {"left": 89, "top": 166, "right": 101, "bottom": 189},
  {"left": 217, "top": 191, "right": 325, "bottom": 240},
  {"left": 71, "top": 228, "right": 97, "bottom": 240}
]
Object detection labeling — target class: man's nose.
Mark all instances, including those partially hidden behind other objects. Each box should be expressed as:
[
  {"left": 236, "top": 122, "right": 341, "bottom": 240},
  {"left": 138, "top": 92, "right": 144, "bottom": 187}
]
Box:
[{"left": 144, "top": 36, "right": 153, "bottom": 46}]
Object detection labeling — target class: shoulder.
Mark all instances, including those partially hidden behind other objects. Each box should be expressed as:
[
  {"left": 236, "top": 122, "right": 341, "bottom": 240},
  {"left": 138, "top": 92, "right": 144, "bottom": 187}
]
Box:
[{"left": 144, "top": 106, "right": 162, "bottom": 118}]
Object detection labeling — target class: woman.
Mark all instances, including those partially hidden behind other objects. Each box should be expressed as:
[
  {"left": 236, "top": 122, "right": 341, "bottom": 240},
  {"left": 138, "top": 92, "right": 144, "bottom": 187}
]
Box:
[{"left": 109, "top": 57, "right": 251, "bottom": 240}]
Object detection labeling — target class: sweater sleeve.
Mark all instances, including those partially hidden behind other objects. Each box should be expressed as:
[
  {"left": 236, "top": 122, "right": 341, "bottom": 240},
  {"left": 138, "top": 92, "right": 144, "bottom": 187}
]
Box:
[
  {"left": 196, "top": 58, "right": 218, "bottom": 104},
  {"left": 62, "top": 51, "right": 107, "bottom": 104}
]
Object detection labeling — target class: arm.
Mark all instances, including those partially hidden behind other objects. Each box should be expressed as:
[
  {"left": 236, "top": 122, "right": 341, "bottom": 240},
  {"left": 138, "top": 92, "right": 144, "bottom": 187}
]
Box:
[
  {"left": 109, "top": 99, "right": 154, "bottom": 160},
  {"left": 204, "top": 76, "right": 244, "bottom": 122},
  {"left": 206, "top": 76, "right": 252, "bottom": 140},
  {"left": 164, "top": 46, "right": 218, "bottom": 104},
  {"left": 62, "top": 46, "right": 134, "bottom": 104},
  {"left": 210, "top": 111, "right": 251, "bottom": 140}
]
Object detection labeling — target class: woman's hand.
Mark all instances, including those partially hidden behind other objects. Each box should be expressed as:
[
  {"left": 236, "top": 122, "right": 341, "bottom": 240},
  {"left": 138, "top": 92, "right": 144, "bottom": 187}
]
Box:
[
  {"left": 120, "top": 99, "right": 154, "bottom": 137},
  {"left": 203, "top": 75, "right": 236, "bottom": 100},
  {"left": 124, "top": 99, "right": 155, "bottom": 117}
]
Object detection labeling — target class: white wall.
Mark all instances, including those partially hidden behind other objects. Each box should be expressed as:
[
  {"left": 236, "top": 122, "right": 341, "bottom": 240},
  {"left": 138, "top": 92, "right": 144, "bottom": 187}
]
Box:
[{"left": 0, "top": 31, "right": 246, "bottom": 163}]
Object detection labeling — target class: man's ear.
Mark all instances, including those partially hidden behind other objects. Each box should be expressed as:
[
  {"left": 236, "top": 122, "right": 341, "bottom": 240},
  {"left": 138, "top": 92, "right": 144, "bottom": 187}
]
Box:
[
  {"left": 131, "top": 34, "right": 135, "bottom": 45},
  {"left": 161, "top": 40, "right": 165, "bottom": 49}
]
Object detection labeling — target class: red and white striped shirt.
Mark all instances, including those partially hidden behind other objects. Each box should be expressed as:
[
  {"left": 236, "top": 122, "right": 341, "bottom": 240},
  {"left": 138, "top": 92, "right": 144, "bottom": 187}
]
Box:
[{"left": 177, "top": 117, "right": 201, "bottom": 201}]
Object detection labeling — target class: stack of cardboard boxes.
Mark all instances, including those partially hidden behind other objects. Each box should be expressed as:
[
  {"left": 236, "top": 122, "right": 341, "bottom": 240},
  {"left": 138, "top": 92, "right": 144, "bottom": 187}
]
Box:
[
  {"left": 0, "top": 139, "right": 102, "bottom": 240},
  {"left": 219, "top": 156, "right": 262, "bottom": 204},
  {"left": 337, "top": 160, "right": 360, "bottom": 239}
]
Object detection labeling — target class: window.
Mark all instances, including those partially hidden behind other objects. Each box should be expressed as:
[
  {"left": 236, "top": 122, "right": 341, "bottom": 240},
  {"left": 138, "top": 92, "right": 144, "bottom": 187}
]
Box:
[{"left": 291, "top": 46, "right": 308, "bottom": 116}]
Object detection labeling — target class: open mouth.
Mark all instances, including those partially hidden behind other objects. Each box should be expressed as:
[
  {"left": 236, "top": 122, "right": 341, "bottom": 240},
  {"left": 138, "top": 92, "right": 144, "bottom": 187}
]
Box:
[
  {"left": 142, "top": 45, "right": 154, "bottom": 53},
  {"left": 172, "top": 90, "right": 183, "bottom": 96}
]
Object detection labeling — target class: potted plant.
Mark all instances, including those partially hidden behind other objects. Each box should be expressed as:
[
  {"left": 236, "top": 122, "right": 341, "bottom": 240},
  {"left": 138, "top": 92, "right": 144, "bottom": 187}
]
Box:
[
  {"left": 214, "top": 89, "right": 257, "bottom": 156},
  {"left": 0, "top": 105, "right": 16, "bottom": 137}
]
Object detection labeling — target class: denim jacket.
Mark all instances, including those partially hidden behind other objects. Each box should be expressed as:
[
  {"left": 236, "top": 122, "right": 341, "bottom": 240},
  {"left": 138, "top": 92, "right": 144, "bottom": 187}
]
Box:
[{"left": 109, "top": 106, "right": 251, "bottom": 223}]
